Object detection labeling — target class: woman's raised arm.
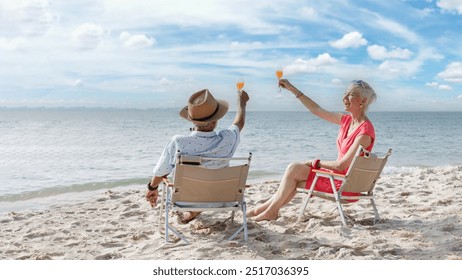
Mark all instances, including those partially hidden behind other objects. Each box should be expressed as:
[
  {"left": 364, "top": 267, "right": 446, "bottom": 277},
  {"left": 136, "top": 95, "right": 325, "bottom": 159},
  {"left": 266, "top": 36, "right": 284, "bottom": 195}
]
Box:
[{"left": 279, "top": 79, "right": 342, "bottom": 125}]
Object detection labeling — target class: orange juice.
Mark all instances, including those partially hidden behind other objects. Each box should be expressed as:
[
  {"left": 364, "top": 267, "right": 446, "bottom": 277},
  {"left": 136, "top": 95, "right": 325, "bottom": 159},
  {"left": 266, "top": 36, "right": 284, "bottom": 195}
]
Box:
[
  {"left": 275, "top": 70, "right": 283, "bottom": 79},
  {"left": 236, "top": 81, "right": 245, "bottom": 91}
]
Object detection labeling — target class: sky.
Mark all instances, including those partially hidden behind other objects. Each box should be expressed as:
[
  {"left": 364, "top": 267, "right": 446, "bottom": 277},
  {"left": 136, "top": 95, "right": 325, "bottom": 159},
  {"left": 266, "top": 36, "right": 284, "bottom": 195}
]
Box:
[{"left": 1, "top": 0, "right": 462, "bottom": 111}]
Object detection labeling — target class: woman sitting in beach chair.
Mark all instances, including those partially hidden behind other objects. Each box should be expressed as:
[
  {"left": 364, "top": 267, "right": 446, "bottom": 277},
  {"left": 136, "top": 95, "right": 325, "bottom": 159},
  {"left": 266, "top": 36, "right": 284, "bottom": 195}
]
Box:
[{"left": 247, "top": 79, "right": 377, "bottom": 221}]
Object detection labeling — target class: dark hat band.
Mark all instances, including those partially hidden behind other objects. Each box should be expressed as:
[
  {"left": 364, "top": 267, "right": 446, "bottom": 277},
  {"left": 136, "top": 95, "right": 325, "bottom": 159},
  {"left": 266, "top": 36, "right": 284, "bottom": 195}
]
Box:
[{"left": 189, "top": 104, "right": 220, "bottom": 122}]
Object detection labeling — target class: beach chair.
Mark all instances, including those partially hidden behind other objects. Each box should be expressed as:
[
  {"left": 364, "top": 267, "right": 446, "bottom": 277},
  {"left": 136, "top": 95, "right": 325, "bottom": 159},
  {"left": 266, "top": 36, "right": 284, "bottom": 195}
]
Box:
[
  {"left": 159, "top": 152, "right": 252, "bottom": 244},
  {"left": 297, "top": 145, "right": 392, "bottom": 226}
]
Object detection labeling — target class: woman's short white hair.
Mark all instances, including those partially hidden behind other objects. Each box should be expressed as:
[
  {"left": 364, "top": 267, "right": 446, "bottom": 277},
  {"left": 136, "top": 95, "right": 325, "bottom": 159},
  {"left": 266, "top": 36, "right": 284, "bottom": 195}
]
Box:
[{"left": 348, "top": 80, "right": 377, "bottom": 111}]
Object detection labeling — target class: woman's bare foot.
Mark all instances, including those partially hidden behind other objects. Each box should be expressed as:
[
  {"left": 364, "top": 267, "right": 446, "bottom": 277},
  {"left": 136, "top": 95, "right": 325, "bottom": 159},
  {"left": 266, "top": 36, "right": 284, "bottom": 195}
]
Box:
[
  {"left": 246, "top": 208, "right": 259, "bottom": 218},
  {"left": 179, "top": 211, "right": 201, "bottom": 224},
  {"left": 247, "top": 200, "right": 272, "bottom": 218},
  {"left": 254, "top": 211, "right": 279, "bottom": 222}
]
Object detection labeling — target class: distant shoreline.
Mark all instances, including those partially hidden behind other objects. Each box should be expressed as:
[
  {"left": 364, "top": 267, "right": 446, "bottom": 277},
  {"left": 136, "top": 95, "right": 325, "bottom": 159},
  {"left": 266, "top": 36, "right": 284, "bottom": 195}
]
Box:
[{"left": 1, "top": 107, "right": 462, "bottom": 113}]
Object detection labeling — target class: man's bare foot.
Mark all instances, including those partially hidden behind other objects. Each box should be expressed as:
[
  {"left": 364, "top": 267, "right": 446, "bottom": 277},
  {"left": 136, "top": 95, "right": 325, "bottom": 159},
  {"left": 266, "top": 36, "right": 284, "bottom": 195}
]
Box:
[
  {"left": 254, "top": 211, "right": 279, "bottom": 222},
  {"left": 179, "top": 211, "right": 201, "bottom": 224}
]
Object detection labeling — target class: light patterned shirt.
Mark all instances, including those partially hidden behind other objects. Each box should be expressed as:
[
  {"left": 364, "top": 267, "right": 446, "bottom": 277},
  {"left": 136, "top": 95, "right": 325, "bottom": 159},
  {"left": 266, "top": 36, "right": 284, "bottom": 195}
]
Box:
[{"left": 153, "top": 125, "right": 240, "bottom": 176}]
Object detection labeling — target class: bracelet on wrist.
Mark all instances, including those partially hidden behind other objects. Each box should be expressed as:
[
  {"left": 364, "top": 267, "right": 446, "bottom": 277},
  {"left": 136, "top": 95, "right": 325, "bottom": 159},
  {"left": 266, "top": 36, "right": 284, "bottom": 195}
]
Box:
[
  {"left": 295, "top": 91, "right": 304, "bottom": 98},
  {"left": 147, "top": 182, "right": 159, "bottom": 191}
]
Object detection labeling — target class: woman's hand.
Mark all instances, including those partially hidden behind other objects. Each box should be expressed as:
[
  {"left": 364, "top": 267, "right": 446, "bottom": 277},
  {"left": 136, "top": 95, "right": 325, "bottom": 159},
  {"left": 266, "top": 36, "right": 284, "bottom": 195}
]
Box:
[
  {"left": 278, "top": 79, "right": 295, "bottom": 91},
  {"left": 279, "top": 79, "right": 304, "bottom": 98},
  {"left": 303, "top": 159, "right": 320, "bottom": 168}
]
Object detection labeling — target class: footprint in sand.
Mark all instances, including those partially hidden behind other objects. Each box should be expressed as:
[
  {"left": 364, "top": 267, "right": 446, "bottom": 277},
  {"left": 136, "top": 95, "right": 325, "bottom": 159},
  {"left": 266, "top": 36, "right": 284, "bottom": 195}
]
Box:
[
  {"left": 100, "top": 241, "right": 125, "bottom": 248},
  {"left": 436, "top": 199, "right": 452, "bottom": 206},
  {"left": 119, "top": 210, "right": 145, "bottom": 218},
  {"left": 95, "top": 252, "right": 122, "bottom": 260},
  {"left": 441, "top": 224, "right": 455, "bottom": 232},
  {"left": 123, "top": 204, "right": 140, "bottom": 212}
]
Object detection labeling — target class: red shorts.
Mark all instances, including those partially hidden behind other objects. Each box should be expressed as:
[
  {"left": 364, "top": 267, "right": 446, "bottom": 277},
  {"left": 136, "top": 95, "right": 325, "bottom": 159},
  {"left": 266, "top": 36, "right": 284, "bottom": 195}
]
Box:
[{"left": 305, "top": 168, "right": 359, "bottom": 198}]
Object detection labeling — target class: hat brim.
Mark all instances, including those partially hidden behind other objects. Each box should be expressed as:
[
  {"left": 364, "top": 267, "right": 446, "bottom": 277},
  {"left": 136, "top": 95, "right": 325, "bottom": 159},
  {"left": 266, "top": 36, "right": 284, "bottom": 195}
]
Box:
[{"left": 179, "top": 99, "right": 229, "bottom": 124}]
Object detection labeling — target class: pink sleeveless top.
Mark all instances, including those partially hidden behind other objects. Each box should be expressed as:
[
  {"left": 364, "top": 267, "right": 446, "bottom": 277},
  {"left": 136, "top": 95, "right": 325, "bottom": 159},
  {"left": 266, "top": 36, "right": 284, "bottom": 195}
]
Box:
[{"left": 336, "top": 114, "right": 375, "bottom": 166}]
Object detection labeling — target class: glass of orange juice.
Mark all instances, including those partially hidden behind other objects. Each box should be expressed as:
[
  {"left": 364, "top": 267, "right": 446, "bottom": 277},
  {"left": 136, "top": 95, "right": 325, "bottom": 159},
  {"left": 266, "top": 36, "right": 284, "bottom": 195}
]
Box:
[
  {"left": 275, "top": 67, "right": 283, "bottom": 92},
  {"left": 236, "top": 76, "right": 245, "bottom": 93}
]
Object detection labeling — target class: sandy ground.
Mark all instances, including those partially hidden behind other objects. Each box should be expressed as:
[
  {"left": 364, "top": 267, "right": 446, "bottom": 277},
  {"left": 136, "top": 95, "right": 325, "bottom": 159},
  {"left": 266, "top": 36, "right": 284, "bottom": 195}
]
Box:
[{"left": 1, "top": 165, "right": 461, "bottom": 260}]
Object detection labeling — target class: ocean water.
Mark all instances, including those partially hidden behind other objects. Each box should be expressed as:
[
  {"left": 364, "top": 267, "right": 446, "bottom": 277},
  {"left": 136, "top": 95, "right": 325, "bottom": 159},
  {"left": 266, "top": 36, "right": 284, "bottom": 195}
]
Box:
[{"left": 1, "top": 109, "right": 461, "bottom": 213}]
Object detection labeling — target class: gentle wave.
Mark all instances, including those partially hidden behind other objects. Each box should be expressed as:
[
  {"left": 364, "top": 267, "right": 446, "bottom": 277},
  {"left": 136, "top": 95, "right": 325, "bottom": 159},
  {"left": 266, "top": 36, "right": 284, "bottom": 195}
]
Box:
[
  {"left": 0, "top": 178, "right": 147, "bottom": 202},
  {"left": 0, "top": 171, "right": 279, "bottom": 202},
  {"left": 1, "top": 165, "right": 456, "bottom": 203}
]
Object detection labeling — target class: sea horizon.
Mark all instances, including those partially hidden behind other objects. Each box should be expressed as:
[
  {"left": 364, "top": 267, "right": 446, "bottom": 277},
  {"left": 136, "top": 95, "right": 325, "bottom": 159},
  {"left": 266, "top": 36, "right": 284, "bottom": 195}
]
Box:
[{"left": 1, "top": 106, "right": 462, "bottom": 112}]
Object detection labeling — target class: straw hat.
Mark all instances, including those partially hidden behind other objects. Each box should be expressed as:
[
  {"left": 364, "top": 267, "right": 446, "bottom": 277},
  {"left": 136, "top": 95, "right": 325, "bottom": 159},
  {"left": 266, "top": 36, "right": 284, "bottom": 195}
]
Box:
[{"left": 179, "top": 89, "right": 229, "bottom": 124}]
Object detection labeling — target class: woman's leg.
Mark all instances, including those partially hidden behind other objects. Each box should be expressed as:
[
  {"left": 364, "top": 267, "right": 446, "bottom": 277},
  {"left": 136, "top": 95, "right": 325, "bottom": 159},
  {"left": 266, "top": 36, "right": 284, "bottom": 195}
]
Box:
[{"left": 252, "top": 162, "right": 310, "bottom": 221}]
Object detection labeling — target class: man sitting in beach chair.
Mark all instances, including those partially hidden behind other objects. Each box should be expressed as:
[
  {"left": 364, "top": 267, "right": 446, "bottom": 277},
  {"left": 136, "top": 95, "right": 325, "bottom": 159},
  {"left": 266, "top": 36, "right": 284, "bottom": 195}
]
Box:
[
  {"left": 161, "top": 152, "right": 252, "bottom": 243},
  {"left": 145, "top": 88, "right": 249, "bottom": 223}
]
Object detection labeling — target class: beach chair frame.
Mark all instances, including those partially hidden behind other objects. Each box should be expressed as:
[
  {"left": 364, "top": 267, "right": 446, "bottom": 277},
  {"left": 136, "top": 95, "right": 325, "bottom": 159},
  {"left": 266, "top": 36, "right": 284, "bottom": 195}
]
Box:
[
  {"left": 297, "top": 145, "right": 392, "bottom": 226},
  {"left": 159, "top": 152, "right": 252, "bottom": 244}
]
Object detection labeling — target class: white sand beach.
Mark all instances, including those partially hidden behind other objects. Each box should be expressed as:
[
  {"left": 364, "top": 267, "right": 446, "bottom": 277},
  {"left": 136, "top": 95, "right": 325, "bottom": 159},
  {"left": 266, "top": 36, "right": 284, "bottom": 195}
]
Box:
[{"left": 1, "top": 165, "right": 461, "bottom": 260}]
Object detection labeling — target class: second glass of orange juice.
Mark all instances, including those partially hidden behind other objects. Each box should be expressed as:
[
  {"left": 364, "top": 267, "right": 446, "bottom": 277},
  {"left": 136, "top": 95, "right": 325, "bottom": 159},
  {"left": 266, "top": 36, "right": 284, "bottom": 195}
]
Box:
[{"left": 275, "top": 67, "right": 283, "bottom": 91}]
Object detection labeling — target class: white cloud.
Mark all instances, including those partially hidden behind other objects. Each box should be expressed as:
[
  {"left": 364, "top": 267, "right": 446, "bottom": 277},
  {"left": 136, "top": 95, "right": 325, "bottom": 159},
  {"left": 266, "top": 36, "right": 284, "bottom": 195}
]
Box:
[
  {"left": 458, "top": 95, "right": 462, "bottom": 99},
  {"left": 119, "top": 32, "right": 155, "bottom": 49},
  {"left": 378, "top": 60, "right": 411, "bottom": 75},
  {"left": 373, "top": 17, "right": 420, "bottom": 44},
  {"left": 0, "top": 37, "right": 26, "bottom": 51},
  {"left": 0, "top": 0, "right": 56, "bottom": 38},
  {"left": 118, "top": 31, "right": 130, "bottom": 42},
  {"left": 419, "top": 7, "right": 435, "bottom": 17},
  {"left": 375, "top": 47, "right": 439, "bottom": 79},
  {"left": 329, "top": 31, "right": 367, "bottom": 49},
  {"left": 437, "top": 62, "right": 462, "bottom": 82},
  {"left": 159, "top": 76, "right": 174, "bottom": 86},
  {"left": 71, "top": 23, "right": 104, "bottom": 50},
  {"left": 425, "top": 81, "right": 452, "bottom": 90},
  {"left": 331, "top": 78, "right": 343, "bottom": 85},
  {"left": 230, "top": 41, "right": 263, "bottom": 49},
  {"left": 376, "top": 47, "right": 439, "bottom": 78},
  {"left": 73, "top": 79, "right": 83, "bottom": 87},
  {"left": 100, "top": 0, "right": 286, "bottom": 35},
  {"left": 367, "top": 45, "right": 413, "bottom": 60},
  {"left": 437, "top": 0, "right": 462, "bottom": 14},
  {"left": 438, "top": 84, "right": 452, "bottom": 90},
  {"left": 297, "top": 7, "right": 317, "bottom": 19},
  {"left": 418, "top": 47, "right": 444, "bottom": 61},
  {"left": 285, "top": 53, "right": 337, "bottom": 74},
  {"left": 19, "top": 0, "right": 55, "bottom": 36}
]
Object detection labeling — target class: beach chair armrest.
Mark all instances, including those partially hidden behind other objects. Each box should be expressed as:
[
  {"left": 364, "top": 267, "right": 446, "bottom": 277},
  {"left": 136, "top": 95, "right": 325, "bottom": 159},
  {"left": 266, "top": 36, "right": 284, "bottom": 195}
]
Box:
[
  {"left": 162, "top": 177, "right": 174, "bottom": 187},
  {"left": 312, "top": 169, "right": 346, "bottom": 180}
]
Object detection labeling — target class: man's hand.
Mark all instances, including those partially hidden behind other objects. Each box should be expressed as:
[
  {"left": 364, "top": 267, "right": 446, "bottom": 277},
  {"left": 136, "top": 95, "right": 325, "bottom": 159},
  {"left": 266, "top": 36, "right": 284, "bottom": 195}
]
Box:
[
  {"left": 233, "top": 90, "right": 249, "bottom": 131},
  {"left": 145, "top": 189, "right": 159, "bottom": 207},
  {"left": 238, "top": 90, "right": 250, "bottom": 106}
]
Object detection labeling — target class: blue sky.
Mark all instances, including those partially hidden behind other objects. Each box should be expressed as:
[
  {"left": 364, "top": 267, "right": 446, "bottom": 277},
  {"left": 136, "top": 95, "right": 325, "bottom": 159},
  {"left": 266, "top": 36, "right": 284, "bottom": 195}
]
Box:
[{"left": 1, "top": 0, "right": 462, "bottom": 111}]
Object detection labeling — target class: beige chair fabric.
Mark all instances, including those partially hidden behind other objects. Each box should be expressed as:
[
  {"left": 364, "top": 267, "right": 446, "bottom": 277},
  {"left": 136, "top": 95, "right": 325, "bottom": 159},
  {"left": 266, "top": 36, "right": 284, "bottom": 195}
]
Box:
[
  {"left": 297, "top": 145, "right": 392, "bottom": 226},
  {"left": 160, "top": 152, "right": 251, "bottom": 244}
]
